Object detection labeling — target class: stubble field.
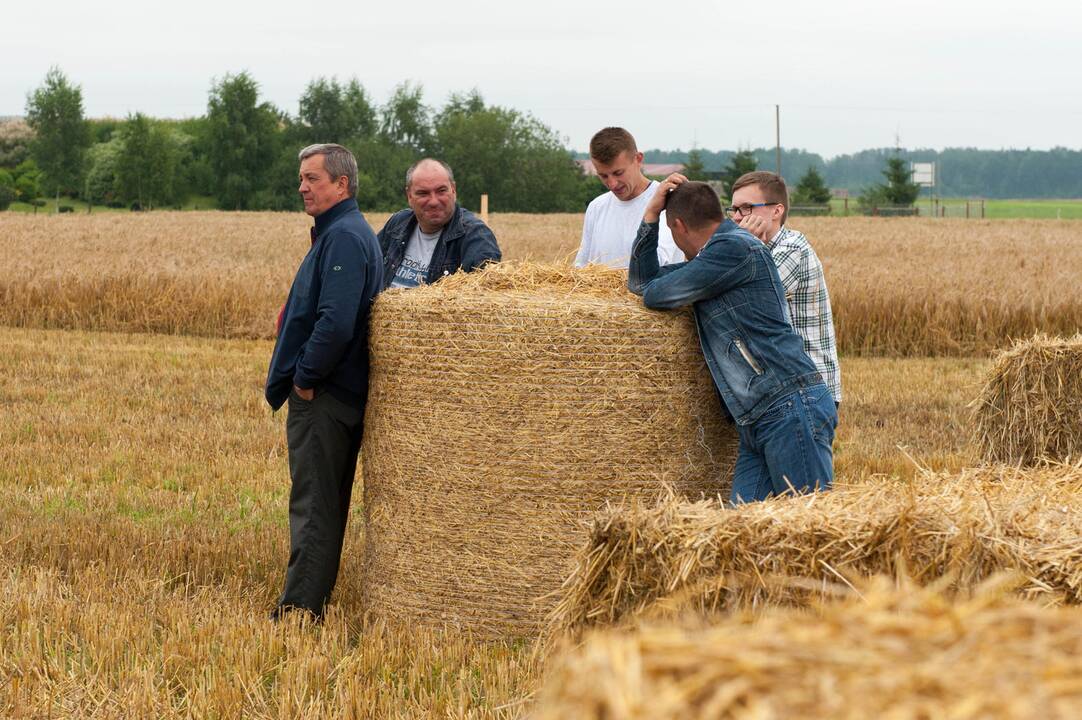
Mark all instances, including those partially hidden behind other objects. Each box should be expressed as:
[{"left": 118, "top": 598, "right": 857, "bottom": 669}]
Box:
[
  {"left": 2, "top": 213, "right": 1081, "bottom": 355},
  {"left": 0, "top": 211, "right": 1076, "bottom": 717}
]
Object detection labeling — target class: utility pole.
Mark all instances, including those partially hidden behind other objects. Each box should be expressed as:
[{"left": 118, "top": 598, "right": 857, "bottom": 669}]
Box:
[{"left": 775, "top": 104, "right": 781, "bottom": 176}]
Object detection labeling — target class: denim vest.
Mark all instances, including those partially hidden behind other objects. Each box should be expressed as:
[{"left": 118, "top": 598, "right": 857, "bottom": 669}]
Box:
[{"left": 628, "top": 219, "right": 822, "bottom": 425}]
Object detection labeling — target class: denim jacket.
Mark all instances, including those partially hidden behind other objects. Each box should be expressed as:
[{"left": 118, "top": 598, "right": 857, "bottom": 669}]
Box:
[
  {"left": 377, "top": 204, "right": 501, "bottom": 290},
  {"left": 628, "top": 219, "right": 823, "bottom": 425}
]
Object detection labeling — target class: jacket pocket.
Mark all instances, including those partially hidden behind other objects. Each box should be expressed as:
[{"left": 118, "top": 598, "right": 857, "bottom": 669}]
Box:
[{"left": 732, "top": 337, "right": 764, "bottom": 375}]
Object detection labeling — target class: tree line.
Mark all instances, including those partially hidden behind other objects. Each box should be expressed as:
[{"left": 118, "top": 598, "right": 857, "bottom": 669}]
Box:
[
  {"left": 3, "top": 67, "right": 1078, "bottom": 213},
  {"left": 640, "top": 146, "right": 1082, "bottom": 199},
  {"left": 0, "top": 68, "right": 599, "bottom": 213}
]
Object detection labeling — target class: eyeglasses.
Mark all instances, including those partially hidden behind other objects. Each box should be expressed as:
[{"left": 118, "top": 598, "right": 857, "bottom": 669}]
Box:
[{"left": 726, "top": 202, "right": 776, "bottom": 217}]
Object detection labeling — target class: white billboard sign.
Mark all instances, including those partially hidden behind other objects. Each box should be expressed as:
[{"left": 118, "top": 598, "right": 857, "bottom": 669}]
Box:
[{"left": 911, "top": 162, "right": 936, "bottom": 186}]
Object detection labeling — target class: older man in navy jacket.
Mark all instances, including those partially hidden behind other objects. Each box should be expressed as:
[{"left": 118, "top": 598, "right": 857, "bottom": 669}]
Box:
[{"left": 266, "top": 143, "right": 383, "bottom": 619}]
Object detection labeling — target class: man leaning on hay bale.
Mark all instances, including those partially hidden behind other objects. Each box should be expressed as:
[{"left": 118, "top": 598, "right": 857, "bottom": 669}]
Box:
[
  {"left": 628, "top": 174, "right": 837, "bottom": 503},
  {"left": 377, "top": 158, "right": 501, "bottom": 290},
  {"left": 265, "top": 143, "right": 384, "bottom": 621}
]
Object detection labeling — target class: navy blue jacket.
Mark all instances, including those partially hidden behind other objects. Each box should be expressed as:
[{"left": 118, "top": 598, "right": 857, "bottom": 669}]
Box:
[
  {"left": 377, "top": 204, "right": 501, "bottom": 290},
  {"left": 628, "top": 219, "right": 822, "bottom": 425},
  {"left": 265, "top": 198, "right": 384, "bottom": 411}
]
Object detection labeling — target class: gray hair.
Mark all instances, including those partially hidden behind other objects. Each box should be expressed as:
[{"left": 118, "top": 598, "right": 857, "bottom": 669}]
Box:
[
  {"left": 298, "top": 143, "right": 358, "bottom": 196},
  {"left": 405, "top": 158, "right": 455, "bottom": 190}
]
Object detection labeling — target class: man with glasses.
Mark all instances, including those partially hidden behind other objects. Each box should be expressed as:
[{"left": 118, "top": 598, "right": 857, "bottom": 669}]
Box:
[
  {"left": 627, "top": 174, "right": 836, "bottom": 503},
  {"left": 574, "top": 127, "right": 683, "bottom": 268},
  {"left": 728, "top": 171, "right": 841, "bottom": 406}
]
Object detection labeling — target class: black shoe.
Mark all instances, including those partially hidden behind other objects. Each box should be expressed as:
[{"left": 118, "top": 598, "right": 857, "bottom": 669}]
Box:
[{"left": 269, "top": 603, "right": 321, "bottom": 623}]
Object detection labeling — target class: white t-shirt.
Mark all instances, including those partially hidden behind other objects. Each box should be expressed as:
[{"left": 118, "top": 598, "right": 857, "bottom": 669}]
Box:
[
  {"left": 390, "top": 225, "right": 441, "bottom": 289},
  {"left": 574, "top": 180, "right": 684, "bottom": 268}
]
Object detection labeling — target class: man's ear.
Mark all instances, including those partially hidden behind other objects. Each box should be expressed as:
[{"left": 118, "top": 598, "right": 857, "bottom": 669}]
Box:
[{"left": 673, "top": 217, "right": 688, "bottom": 236}]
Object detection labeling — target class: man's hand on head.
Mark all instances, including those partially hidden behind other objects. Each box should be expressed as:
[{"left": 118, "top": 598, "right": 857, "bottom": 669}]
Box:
[
  {"left": 643, "top": 173, "right": 689, "bottom": 223},
  {"left": 739, "top": 214, "right": 772, "bottom": 243}
]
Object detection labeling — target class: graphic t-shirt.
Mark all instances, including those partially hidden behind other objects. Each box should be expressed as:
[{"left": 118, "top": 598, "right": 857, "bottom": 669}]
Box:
[
  {"left": 574, "top": 180, "right": 684, "bottom": 268},
  {"left": 390, "top": 225, "right": 441, "bottom": 289}
]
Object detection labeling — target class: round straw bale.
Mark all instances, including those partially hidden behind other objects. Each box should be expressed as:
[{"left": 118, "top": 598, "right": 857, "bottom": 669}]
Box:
[
  {"left": 974, "top": 333, "right": 1082, "bottom": 464},
  {"left": 361, "top": 262, "right": 737, "bottom": 638}
]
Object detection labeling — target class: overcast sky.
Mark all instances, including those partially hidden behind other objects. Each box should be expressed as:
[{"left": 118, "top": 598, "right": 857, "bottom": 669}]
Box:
[{"left": 4, "top": 0, "right": 1081, "bottom": 157}]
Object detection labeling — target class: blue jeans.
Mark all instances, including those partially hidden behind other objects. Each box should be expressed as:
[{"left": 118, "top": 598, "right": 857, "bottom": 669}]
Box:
[{"left": 731, "top": 383, "right": 837, "bottom": 504}]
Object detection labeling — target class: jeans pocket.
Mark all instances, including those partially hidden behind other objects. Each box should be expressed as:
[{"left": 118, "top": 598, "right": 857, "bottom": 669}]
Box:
[
  {"left": 802, "top": 388, "right": 837, "bottom": 444},
  {"left": 757, "top": 393, "right": 795, "bottom": 424}
]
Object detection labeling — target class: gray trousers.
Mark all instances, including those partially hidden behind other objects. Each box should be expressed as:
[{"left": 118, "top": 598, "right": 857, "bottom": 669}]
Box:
[{"left": 276, "top": 388, "right": 363, "bottom": 618}]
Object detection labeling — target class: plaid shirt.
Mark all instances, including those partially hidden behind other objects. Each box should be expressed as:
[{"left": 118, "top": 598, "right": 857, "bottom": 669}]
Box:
[{"left": 767, "top": 227, "right": 842, "bottom": 402}]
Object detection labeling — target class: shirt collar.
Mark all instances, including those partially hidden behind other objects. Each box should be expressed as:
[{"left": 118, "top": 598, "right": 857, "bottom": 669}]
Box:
[
  {"left": 312, "top": 197, "right": 358, "bottom": 238},
  {"left": 766, "top": 226, "right": 787, "bottom": 250}
]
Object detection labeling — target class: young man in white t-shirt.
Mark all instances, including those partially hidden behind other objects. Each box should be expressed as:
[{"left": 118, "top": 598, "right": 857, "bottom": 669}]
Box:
[{"left": 574, "top": 127, "right": 684, "bottom": 268}]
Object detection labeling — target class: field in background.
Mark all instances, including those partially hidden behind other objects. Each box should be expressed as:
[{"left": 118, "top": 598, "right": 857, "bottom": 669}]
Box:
[
  {"left": 815, "top": 197, "right": 1082, "bottom": 218},
  {"left": 0, "top": 326, "right": 981, "bottom": 717},
  {"left": 2, "top": 213, "right": 1080, "bottom": 355}
]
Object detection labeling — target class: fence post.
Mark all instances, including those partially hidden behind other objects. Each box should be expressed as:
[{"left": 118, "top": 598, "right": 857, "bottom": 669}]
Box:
[
  {"left": 965, "top": 202, "right": 970, "bottom": 219},
  {"left": 844, "top": 197, "right": 848, "bottom": 216},
  {"left": 480, "top": 194, "right": 489, "bottom": 225}
]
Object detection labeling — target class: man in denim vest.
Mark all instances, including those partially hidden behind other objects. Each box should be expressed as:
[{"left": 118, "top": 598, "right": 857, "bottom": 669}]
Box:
[
  {"left": 627, "top": 175, "right": 836, "bottom": 503},
  {"left": 266, "top": 143, "right": 384, "bottom": 619}
]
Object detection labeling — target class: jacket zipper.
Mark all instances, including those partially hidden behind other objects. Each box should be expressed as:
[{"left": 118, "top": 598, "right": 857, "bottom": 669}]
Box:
[{"left": 734, "top": 337, "right": 764, "bottom": 375}]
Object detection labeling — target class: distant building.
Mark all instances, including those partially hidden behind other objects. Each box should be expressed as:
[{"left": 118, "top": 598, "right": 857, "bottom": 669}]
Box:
[
  {"left": 577, "top": 159, "right": 686, "bottom": 177},
  {"left": 830, "top": 188, "right": 850, "bottom": 199}
]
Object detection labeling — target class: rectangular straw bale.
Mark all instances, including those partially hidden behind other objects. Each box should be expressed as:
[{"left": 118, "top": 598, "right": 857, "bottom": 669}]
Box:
[
  {"left": 974, "top": 333, "right": 1082, "bottom": 464},
  {"left": 548, "top": 464, "right": 1082, "bottom": 636},
  {"left": 535, "top": 577, "right": 1082, "bottom": 719}
]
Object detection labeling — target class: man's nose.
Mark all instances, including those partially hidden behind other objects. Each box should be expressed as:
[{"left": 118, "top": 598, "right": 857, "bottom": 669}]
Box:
[{"left": 603, "top": 177, "right": 619, "bottom": 190}]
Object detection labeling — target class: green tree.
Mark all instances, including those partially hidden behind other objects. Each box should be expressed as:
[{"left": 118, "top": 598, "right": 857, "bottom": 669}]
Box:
[
  {"left": 0, "top": 169, "right": 15, "bottom": 210},
  {"left": 380, "top": 81, "right": 433, "bottom": 153},
  {"left": 878, "top": 154, "right": 921, "bottom": 205},
  {"left": 204, "top": 72, "right": 281, "bottom": 210},
  {"left": 83, "top": 137, "right": 123, "bottom": 206},
  {"left": 792, "top": 165, "right": 832, "bottom": 205},
  {"left": 25, "top": 67, "right": 91, "bottom": 210},
  {"left": 13, "top": 159, "right": 42, "bottom": 203},
  {"left": 115, "top": 113, "right": 180, "bottom": 209},
  {"left": 720, "top": 149, "right": 757, "bottom": 196},
  {"left": 683, "top": 148, "right": 707, "bottom": 181},
  {"left": 353, "top": 138, "right": 417, "bottom": 211},
  {"left": 298, "top": 77, "right": 377, "bottom": 144},
  {"left": 433, "top": 91, "right": 588, "bottom": 212}
]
